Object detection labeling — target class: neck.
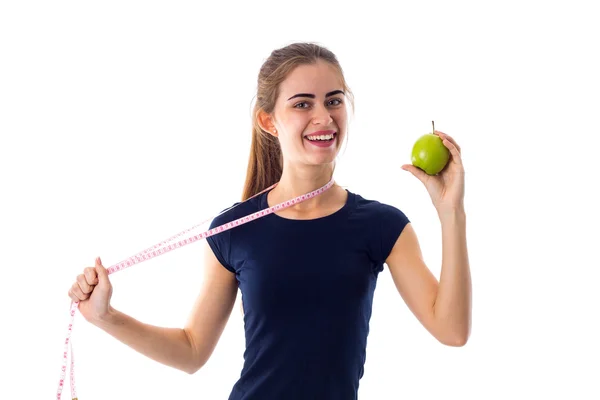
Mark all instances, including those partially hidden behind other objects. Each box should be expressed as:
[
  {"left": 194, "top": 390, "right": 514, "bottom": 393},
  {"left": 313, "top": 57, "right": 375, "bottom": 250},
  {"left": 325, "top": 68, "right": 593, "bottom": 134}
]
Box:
[{"left": 270, "top": 163, "right": 339, "bottom": 209}]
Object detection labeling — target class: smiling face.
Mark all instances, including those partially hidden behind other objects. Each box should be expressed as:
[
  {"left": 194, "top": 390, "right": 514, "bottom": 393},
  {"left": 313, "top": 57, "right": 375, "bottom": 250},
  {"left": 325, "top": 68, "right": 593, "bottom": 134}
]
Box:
[{"left": 259, "top": 60, "right": 348, "bottom": 168}]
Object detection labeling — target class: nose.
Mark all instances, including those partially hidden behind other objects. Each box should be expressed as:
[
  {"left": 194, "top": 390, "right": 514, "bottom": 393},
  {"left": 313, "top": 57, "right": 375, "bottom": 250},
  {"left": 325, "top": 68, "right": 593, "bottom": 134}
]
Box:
[{"left": 311, "top": 103, "right": 333, "bottom": 125}]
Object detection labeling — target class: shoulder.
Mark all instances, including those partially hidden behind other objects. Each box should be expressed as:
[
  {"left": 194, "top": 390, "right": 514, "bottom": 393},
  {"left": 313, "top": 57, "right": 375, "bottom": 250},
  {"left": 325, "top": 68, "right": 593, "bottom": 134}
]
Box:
[
  {"left": 208, "top": 194, "right": 263, "bottom": 230},
  {"left": 351, "top": 191, "right": 410, "bottom": 224},
  {"left": 347, "top": 190, "right": 411, "bottom": 265},
  {"left": 206, "top": 193, "right": 264, "bottom": 273}
]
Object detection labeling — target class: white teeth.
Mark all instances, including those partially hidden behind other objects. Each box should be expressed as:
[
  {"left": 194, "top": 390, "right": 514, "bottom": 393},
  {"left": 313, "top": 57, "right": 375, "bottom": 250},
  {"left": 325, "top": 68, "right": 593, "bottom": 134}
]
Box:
[{"left": 307, "top": 134, "right": 334, "bottom": 141}]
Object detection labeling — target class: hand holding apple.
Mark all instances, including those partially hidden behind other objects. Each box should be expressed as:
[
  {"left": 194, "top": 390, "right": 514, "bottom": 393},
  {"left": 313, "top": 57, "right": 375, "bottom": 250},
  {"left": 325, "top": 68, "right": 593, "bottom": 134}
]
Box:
[{"left": 402, "top": 122, "right": 465, "bottom": 216}]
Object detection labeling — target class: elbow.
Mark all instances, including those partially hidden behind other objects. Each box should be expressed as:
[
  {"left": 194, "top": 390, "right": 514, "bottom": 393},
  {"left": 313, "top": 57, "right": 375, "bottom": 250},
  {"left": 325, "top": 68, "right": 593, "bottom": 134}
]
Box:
[
  {"left": 434, "top": 316, "right": 471, "bottom": 347},
  {"left": 438, "top": 328, "right": 470, "bottom": 347},
  {"left": 186, "top": 360, "right": 206, "bottom": 375},
  {"left": 182, "top": 328, "right": 207, "bottom": 375},
  {"left": 435, "top": 324, "right": 470, "bottom": 347},
  {"left": 186, "top": 353, "right": 209, "bottom": 374},
  {"left": 441, "top": 334, "right": 469, "bottom": 347},
  {"left": 186, "top": 364, "right": 198, "bottom": 375}
]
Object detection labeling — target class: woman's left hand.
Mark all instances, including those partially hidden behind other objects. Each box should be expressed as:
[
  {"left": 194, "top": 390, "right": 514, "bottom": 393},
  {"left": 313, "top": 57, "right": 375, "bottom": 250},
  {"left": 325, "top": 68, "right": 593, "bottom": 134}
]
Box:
[{"left": 402, "top": 130, "right": 465, "bottom": 215}]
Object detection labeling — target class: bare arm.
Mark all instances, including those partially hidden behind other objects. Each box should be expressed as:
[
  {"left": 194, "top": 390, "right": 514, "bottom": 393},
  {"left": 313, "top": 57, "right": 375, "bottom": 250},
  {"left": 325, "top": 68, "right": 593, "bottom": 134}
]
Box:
[
  {"left": 385, "top": 215, "right": 471, "bottom": 347},
  {"left": 90, "top": 240, "right": 238, "bottom": 374}
]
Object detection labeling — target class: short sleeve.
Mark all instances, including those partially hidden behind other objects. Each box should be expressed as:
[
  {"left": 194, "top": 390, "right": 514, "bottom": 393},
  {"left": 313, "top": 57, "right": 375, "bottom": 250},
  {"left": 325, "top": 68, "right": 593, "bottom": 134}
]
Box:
[
  {"left": 379, "top": 204, "right": 410, "bottom": 264},
  {"left": 206, "top": 215, "right": 236, "bottom": 273}
]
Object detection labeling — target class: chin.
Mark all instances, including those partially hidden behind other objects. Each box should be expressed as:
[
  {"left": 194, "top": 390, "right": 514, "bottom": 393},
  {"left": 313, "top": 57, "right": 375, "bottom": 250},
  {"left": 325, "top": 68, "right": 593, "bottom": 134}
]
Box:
[{"left": 306, "top": 156, "right": 337, "bottom": 166}]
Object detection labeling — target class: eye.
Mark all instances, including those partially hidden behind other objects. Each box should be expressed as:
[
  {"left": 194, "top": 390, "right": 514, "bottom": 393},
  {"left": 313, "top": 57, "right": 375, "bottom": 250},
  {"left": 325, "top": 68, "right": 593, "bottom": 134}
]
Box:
[
  {"left": 294, "top": 101, "right": 310, "bottom": 109},
  {"left": 293, "top": 98, "right": 344, "bottom": 109}
]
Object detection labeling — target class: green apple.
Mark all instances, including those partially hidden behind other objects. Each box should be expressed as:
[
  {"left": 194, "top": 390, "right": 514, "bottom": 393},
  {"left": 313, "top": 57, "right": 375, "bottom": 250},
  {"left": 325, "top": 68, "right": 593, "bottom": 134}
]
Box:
[{"left": 411, "top": 121, "right": 450, "bottom": 175}]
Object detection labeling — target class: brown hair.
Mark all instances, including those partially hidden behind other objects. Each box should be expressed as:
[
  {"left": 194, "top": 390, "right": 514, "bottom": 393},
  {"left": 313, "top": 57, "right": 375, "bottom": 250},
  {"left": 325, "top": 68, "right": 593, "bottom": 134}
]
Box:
[{"left": 241, "top": 42, "right": 355, "bottom": 201}]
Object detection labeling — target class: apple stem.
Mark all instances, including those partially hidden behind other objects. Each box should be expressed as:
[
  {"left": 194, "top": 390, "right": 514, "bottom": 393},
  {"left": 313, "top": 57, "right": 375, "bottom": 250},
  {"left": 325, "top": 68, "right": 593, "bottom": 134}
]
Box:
[{"left": 432, "top": 120, "right": 435, "bottom": 134}]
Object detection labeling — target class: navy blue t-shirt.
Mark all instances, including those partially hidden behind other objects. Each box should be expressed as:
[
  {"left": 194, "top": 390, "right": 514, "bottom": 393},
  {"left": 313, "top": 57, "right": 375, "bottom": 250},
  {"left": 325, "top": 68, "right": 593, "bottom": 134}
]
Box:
[{"left": 206, "top": 188, "right": 410, "bottom": 400}]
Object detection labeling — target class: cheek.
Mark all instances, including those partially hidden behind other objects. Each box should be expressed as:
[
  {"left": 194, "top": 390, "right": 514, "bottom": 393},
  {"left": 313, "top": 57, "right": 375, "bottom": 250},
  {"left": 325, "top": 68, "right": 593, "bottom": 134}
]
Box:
[
  {"left": 333, "top": 109, "right": 346, "bottom": 125},
  {"left": 280, "top": 118, "right": 307, "bottom": 142},
  {"left": 285, "top": 114, "right": 307, "bottom": 129}
]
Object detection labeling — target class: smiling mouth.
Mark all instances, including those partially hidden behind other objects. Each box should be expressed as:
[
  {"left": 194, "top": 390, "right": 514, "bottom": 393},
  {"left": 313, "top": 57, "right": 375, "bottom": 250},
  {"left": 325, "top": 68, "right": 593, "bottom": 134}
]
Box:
[{"left": 304, "top": 132, "right": 337, "bottom": 142}]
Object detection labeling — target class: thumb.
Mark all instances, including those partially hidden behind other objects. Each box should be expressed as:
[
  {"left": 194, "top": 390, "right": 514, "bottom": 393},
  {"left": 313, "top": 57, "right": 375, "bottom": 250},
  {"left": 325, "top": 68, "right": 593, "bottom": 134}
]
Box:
[
  {"left": 402, "top": 164, "right": 428, "bottom": 184},
  {"left": 95, "top": 257, "right": 110, "bottom": 284}
]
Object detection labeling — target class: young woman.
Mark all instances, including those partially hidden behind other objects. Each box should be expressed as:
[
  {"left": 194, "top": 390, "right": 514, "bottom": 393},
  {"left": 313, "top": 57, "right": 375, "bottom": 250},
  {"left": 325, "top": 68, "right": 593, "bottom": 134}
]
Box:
[{"left": 68, "top": 42, "right": 471, "bottom": 399}]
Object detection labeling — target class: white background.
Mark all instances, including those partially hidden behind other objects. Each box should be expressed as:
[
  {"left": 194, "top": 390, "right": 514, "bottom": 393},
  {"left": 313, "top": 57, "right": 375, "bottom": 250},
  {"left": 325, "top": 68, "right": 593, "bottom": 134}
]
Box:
[{"left": 1, "top": 1, "right": 599, "bottom": 399}]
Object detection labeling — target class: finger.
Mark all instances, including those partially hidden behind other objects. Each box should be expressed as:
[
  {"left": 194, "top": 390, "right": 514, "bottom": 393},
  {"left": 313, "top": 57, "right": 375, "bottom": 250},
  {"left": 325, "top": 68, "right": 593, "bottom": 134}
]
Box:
[
  {"left": 440, "top": 137, "right": 462, "bottom": 165},
  {"left": 95, "top": 257, "right": 110, "bottom": 285},
  {"left": 70, "top": 282, "right": 89, "bottom": 301},
  {"left": 401, "top": 164, "right": 429, "bottom": 184},
  {"left": 77, "top": 273, "right": 93, "bottom": 294},
  {"left": 435, "top": 131, "right": 461, "bottom": 153},
  {"left": 84, "top": 267, "right": 99, "bottom": 286},
  {"left": 435, "top": 131, "right": 460, "bottom": 151},
  {"left": 68, "top": 288, "right": 79, "bottom": 303}
]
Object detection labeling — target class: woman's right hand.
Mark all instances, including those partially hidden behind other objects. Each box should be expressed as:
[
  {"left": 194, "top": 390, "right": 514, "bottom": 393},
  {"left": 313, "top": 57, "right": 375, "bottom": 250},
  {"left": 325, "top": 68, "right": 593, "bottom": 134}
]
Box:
[{"left": 68, "top": 257, "right": 113, "bottom": 323}]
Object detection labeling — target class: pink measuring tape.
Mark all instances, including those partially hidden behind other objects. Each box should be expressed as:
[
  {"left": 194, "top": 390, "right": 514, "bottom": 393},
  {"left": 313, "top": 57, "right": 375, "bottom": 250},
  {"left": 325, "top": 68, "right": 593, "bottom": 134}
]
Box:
[{"left": 56, "top": 178, "right": 335, "bottom": 399}]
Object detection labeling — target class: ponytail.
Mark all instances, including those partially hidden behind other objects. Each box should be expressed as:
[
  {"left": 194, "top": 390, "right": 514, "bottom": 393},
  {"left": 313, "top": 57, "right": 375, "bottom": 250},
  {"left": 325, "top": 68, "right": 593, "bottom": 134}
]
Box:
[{"left": 241, "top": 120, "right": 282, "bottom": 201}]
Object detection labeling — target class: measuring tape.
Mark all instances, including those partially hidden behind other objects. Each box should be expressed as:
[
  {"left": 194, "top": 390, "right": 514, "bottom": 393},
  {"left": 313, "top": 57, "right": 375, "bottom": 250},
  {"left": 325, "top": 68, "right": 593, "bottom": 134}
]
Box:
[{"left": 56, "top": 178, "right": 335, "bottom": 399}]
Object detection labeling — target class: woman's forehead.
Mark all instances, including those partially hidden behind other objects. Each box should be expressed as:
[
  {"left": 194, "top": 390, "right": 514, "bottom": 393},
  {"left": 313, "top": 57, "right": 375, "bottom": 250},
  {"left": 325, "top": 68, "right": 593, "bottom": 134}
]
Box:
[{"left": 280, "top": 62, "right": 341, "bottom": 95}]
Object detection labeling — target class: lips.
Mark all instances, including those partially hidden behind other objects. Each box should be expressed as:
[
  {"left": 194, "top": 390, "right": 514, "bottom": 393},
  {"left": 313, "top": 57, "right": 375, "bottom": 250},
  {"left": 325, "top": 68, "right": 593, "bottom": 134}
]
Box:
[
  {"left": 304, "top": 130, "right": 336, "bottom": 139},
  {"left": 304, "top": 131, "right": 337, "bottom": 148}
]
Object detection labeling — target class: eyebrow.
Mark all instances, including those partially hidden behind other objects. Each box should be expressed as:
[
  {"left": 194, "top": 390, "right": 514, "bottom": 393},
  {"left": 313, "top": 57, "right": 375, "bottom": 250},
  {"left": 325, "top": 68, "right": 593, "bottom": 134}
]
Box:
[{"left": 287, "top": 90, "right": 345, "bottom": 101}]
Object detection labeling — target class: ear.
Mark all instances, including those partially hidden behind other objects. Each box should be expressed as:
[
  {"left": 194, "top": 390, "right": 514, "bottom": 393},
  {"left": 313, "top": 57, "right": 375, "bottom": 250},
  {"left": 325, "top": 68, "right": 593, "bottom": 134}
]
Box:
[{"left": 257, "top": 109, "right": 278, "bottom": 137}]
